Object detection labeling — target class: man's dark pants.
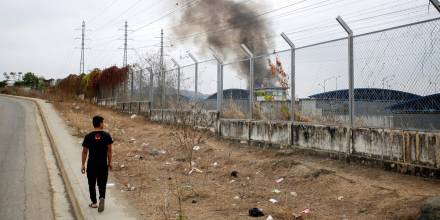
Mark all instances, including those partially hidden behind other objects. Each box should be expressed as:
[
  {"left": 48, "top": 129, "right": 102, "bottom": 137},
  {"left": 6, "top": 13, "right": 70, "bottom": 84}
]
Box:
[{"left": 87, "top": 167, "right": 108, "bottom": 204}]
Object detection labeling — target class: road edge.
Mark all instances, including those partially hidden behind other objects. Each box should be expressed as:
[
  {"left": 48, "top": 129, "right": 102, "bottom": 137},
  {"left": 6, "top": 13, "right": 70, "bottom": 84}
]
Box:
[{"left": 1, "top": 95, "right": 85, "bottom": 220}]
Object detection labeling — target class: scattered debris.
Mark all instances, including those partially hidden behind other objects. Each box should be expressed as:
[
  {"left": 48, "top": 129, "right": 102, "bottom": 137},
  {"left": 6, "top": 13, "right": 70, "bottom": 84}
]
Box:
[
  {"left": 234, "top": 196, "right": 240, "bottom": 200},
  {"left": 266, "top": 215, "right": 273, "bottom": 220},
  {"left": 130, "top": 114, "right": 137, "bottom": 119},
  {"left": 359, "top": 207, "right": 368, "bottom": 214},
  {"left": 120, "top": 164, "right": 125, "bottom": 168},
  {"left": 249, "top": 208, "right": 265, "bottom": 217},
  {"left": 301, "top": 208, "right": 311, "bottom": 214},
  {"left": 290, "top": 191, "right": 298, "bottom": 197},
  {"left": 230, "top": 180, "right": 236, "bottom": 184},
  {"left": 128, "top": 138, "right": 136, "bottom": 143},
  {"left": 212, "top": 162, "right": 219, "bottom": 167},
  {"left": 230, "top": 171, "right": 238, "bottom": 178},
  {"left": 188, "top": 167, "right": 203, "bottom": 175},
  {"left": 269, "top": 198, "right": 278, "bottom": 204},
  {"left": 337, "top": 196, "right": 344, "bottom": 201},
  {"left": 275, "top": 178, "right": 284, "bottom": 183},
  {"left": 141, "top": 142, "right": 149, "bottom": 148},
  {"left": 272, "top": 189, "right": 281, "bottom": 194},
  {"left": 129, "top": 186, "right": 136, "bottom": 191},
  {"left": 193, "top": 145, "right": 200, "bottom": 151}
]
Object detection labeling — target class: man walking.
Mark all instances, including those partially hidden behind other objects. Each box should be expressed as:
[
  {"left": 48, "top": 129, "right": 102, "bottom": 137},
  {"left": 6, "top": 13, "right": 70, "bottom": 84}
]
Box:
[{"left": 81, "top": 115, "right": 113, "bottom": 212}]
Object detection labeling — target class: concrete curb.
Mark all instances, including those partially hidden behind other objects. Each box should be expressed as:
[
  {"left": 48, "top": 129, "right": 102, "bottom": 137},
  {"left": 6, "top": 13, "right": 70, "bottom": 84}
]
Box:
[{"left": 1, "top": 95, "right": 85, "bottom": 220}]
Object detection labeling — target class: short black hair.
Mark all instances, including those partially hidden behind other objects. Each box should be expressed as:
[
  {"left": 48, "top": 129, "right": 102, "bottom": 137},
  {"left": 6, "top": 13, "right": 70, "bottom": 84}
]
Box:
[{"left": 92, "top": 115, "right": 104, "bottom": 128}]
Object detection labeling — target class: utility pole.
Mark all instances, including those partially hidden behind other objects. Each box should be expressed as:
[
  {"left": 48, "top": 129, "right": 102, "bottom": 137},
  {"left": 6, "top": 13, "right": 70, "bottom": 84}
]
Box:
[
  {"left": 80, "top": 21, "right": 85, "bottom": 74},
  {"left": 123, "top": 21, "right": 128, "bottom": 67}
]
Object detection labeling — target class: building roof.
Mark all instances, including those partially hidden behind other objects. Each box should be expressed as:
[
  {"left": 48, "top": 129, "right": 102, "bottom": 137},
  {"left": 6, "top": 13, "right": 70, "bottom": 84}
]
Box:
[
  {"left": 207, "top": 89, "right": 249, "bottom": 100},
  {"left": 309, "top": 88, "right": 421, "bottom": 101},
  {"left": 388, "top": 93, "right": 440, "bottom": 114}
]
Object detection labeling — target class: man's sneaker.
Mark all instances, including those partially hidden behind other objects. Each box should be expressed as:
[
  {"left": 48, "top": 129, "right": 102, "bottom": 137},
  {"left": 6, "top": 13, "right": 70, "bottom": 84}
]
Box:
[{"left": 98, "top": 198, "right": 105, "bottom": 212}]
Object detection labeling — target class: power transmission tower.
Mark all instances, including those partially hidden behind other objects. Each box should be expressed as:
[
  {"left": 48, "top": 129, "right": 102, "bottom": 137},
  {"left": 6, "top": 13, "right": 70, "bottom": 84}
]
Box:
[{"left": 80, "top": 21, "right": 85, "bottom": 74}]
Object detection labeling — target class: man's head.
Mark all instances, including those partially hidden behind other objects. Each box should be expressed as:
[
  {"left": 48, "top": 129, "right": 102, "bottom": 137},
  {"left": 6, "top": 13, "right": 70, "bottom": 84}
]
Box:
[{"left": 92, "top": 115, "right": 104, "bottom": 129}]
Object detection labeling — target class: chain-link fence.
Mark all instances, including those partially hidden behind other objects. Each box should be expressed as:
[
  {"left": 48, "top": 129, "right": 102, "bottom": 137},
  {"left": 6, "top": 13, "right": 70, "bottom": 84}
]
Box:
[
  {"left": 105, "top": 17, "right": 440, "bottom": 131},
  {"left": 296, "top": 38, "right": 349, "bottom": 126},
  {"left": 222, "top": 59, "right": 251, "bottom": 119},
  {"left": 354, "top": 18, "right": 440, "bottom": 130}
]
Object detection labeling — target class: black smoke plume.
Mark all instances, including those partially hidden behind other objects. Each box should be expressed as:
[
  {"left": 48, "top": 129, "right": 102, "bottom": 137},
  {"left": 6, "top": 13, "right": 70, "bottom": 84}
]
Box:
[{"left": 173, "top": 0, "right": 274, "bottom": 87}]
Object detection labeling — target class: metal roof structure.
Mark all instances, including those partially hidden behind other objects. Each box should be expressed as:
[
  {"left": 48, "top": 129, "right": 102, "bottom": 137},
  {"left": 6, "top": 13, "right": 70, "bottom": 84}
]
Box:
[
  {"left": 309, "top": 88, "right": 421, "bottom": 101},
  {"left": 388, "top": 93, "right": 440, "bottom": 114}
]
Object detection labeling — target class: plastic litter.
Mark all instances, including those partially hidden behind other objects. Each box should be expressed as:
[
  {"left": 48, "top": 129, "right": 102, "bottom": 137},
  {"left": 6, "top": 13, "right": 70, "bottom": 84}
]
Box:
[
  {"left": 301, "top": 208, "right": 311, "bottom": 214},
  {"left": 275, "top": 178, "right": 284, "bottom": 183},
  {"left": 234, "top": 196, "right": 240, "bottom": 200},
  {"left": 248, "top": 208, "right": 264, "bottom": 217},
  {"left": 130, "top": 114, "right": 137, "bottom": 119},
  {"left": 272, "top": 189, "right": 281, "bottom": 194},
  {"left": 290, "top": 191, "right": 298, "bottom": 197},
  {"left": 266, "top": 215, "right": 273, "bottom": 220},
  {"left": 193, "top": 145, "right": 200, "bottom": 151},
  {"left": 212, "top": 162, "right": 219, "bottom": 167},
  {"left": 230, "top": 171, "right": 238, "bottom": 178},
  {"left": 269, "top": 198, "right": 278, "bottom": 204},
  {"left": 338, "top": 196, "right": 344, "bottom": 201},
  {"left": 188, "top": 168, "right": 203, "bottom": 175}
]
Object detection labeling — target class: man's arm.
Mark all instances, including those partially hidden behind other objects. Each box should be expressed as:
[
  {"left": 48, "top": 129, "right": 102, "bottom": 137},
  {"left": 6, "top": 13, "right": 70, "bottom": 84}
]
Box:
[
  {"left": 107, "top": 144, "right": 112, "bottom": 170},
  {"left": 81, "top": 147, "right": 88, "bottom": 174}
]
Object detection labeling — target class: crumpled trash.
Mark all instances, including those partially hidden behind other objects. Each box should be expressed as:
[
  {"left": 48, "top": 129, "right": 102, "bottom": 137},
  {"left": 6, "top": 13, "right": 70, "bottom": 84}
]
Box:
[
  {"left": 272, "top": 189, "right": 281, "bottom": 194},
  {"left": 130, "top": 114, "right": 137, "bottom": 119},
  {"left": 337, "top": 196, "right": 344, "bottom": 201},
  {"left": 269, "top": 198, "right": 278, "bottom": 204},
  {"left": 248, "top": 208, "right": 264, "bottom": 217},
  {"left": 193, "top": 145, "right": 200, "bottom": 151},
  {"left": 275, "top": 178, "right": 284, "bottom": 183},
  {"left": 188, "top": 168, "right": 203, "bottom": 175},
  {"left": 230, "top": 171, "right": 238, "bottom": 178},
  {"left": 301, "top": 208, "right": 311, "bottom": 214},
  {"left": 212, "top": 162, "right": 219, "bottom": 167},
  {"left": 234, "top": 196, "right": 240, "bottom": 200},
  {"left": 290, "top": 191, "right": 298, "bottom": 197},
  {"left": 266, "top": 215, "right": 273, "bottom": 220}
]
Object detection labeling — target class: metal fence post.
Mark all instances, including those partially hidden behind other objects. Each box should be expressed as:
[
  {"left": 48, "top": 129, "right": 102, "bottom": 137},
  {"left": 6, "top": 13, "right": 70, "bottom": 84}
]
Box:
[
  {"left": 171, "top": 58, "right": 181, "bottom": 103},
  {"left": 139, "top": 69, "right": 143, "bottom": 101},
  {"left": 211, "top": 48, "right": 224, "bottom": 114},
  {"left": 337, "top": 16, "right": 354, "bottom": 129},
  {"left": 430, "top": 0, "right": 440, "bottom": 13},
  {"left": 281, "top": 32, "right": 296, "bottom": 122},
  {"left": 188, "top": 52, "right": 198, "bottom": 101},
  {"left": 130, "top": 67, "right": 134, "bottom": 103},
  {"left": 241, "top": 44, "right": 255, "bottom": 120},
  {"left": 147, "top": 67, "right": 154, "bottom": 108}
]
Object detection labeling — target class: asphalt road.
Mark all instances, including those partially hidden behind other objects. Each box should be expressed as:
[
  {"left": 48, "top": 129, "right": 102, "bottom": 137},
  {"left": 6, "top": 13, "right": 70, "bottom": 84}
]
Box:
[{"left": 0, "top": 96, "right": 54, "bottom": 220}]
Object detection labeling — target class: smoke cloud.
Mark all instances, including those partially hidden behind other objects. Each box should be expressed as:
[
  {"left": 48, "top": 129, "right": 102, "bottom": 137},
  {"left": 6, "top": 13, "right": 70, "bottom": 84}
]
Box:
[{"left": 173, "top": 0, "right": 274, "bottom": 87}]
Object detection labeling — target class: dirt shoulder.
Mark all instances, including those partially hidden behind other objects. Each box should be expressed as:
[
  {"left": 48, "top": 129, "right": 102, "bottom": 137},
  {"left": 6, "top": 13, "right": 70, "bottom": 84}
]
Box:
[{"left": 53, "top": 99, "right": 440, "bottom": 220}]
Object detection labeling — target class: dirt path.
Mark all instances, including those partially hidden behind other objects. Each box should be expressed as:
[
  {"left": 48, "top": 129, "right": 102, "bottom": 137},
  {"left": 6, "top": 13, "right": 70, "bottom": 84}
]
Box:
[{"left": 54, "top": 100, "right": 440, "bottom": 220}]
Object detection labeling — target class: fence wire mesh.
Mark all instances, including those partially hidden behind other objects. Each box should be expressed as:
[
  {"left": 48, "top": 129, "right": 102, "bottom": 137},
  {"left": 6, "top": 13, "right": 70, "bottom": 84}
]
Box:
[
  {"left": 222, "top": 59, "right": 251, "bottom": 119},
  {"left": 296, "top": 38, "right": 349, "bottom": 126},
  {"left": 105, "top": 18, "right": 440, "bottom": 131},
  {"left": 354, "top": 18, "right": 440, "bottom": 130}
]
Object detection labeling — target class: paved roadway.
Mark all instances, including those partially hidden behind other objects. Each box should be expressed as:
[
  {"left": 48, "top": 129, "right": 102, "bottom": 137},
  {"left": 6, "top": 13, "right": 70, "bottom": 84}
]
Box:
[{"left": 0, "top": 96, "right": 54, "bottom": 220}]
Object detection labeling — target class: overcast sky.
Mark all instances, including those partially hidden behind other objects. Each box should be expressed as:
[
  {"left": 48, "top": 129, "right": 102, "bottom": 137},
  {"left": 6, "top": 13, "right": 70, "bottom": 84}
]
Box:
[{"left": 0, "top": 0, "right": 438, "bottom": 84}]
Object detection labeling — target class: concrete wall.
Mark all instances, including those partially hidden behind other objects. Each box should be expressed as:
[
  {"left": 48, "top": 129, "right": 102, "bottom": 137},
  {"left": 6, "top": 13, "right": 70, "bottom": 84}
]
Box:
[{"left": 105, "top": 101, "right": 440, "bottom": 176}]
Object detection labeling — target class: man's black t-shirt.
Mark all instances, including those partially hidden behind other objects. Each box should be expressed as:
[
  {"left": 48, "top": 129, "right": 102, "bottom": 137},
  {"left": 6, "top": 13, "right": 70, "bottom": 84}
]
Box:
[{"left": 82, "top": 131, "right": 113, "bottom": 170}]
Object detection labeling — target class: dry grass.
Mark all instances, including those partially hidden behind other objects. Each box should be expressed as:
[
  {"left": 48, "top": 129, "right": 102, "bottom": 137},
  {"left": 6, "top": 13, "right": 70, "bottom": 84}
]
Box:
[{"left": 53, "top": 98, "right": 440, "bottom": 220}]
